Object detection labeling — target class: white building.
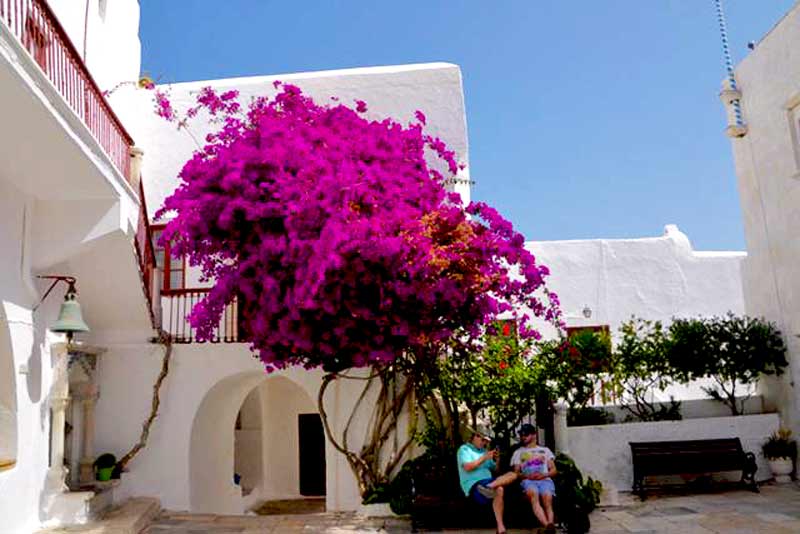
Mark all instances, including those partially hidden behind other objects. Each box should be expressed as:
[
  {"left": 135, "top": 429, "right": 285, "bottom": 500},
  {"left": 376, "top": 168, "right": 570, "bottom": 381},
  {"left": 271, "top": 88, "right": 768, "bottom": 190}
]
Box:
[
  {"left": 0, "top": 2, "right": 775, "bottom": 533},
  {"left": 723, "top": 2, "right": 800, "bottom": 434},
  {"left": 0, "top": 1, "right": 150, "bottom": 532}
]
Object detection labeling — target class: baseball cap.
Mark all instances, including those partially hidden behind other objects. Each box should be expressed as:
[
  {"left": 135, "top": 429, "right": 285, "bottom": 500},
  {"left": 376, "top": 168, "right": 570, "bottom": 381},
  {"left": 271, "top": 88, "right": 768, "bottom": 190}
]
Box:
[
  {"left": 518, "top": 423, "right": 537, "bottom": 436},
  {"left": 468, "top": 424, "right": 495, "bottom": 441}
]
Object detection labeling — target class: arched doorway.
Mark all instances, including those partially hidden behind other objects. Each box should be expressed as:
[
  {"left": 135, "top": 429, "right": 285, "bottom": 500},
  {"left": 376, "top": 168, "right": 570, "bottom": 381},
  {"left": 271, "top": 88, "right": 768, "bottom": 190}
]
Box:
[
  {"left": 190, "top": 372, "right": 324, "bottom": 514},
  {"left": 0, "top": 305, "right": 17, "bottom": 471}
]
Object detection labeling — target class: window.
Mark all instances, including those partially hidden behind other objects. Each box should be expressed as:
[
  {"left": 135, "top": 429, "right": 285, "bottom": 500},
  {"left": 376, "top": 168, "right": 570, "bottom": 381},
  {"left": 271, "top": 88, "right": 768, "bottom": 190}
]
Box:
[
  {"left": 786, "top": 95, "right": 800, "bottom": 178},
  {"left": 151, "top": 224, "right": 185, "bottom": 292},
  {"left": 566, "top": 325, "right": 610, "bottom": 339},
  {"left": 793, "top": 106, "right": 800, "bottom": 175}
]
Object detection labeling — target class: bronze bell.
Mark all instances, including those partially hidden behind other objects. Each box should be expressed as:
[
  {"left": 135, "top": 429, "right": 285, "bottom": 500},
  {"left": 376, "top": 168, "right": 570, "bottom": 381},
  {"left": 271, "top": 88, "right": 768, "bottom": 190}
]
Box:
[{"left": 50, "top": 288, "right": 90, "bottom": 338}]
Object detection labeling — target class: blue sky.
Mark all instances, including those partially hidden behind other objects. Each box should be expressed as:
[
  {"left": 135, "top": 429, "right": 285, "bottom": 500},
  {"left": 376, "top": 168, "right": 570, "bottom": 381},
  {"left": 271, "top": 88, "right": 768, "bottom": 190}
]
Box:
[{"left": 140, "top": 1, "right": 796, "bottom": 251}]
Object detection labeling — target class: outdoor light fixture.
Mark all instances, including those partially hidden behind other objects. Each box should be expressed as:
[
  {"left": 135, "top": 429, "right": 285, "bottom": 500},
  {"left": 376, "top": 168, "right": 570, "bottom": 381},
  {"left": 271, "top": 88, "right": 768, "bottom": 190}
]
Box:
[
  {"left": 582, "top": 305, "right": 592, "bottom": 319},
  {"left": 34, "top": 275, "right": 90, "bottom": 342}
]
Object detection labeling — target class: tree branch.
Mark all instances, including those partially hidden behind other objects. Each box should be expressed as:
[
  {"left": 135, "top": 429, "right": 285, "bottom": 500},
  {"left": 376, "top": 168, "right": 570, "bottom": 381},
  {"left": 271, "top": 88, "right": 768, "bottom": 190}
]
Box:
[{"left": 118, "top": 332, "right": 172, "bottom": 472}]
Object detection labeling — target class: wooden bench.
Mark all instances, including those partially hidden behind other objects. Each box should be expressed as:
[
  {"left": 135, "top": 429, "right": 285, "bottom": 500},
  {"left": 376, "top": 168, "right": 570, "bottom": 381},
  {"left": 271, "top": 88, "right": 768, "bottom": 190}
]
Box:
[
  {"left": 630, "top": 438, "right": 758, "bottom": 499},
  {"left": 409, "top": 460, "right": 533, "bottom": 532}
]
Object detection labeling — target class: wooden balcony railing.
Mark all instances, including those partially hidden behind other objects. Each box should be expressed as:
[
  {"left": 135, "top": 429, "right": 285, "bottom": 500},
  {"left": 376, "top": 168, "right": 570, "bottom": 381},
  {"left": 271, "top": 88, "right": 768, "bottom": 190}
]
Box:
[
  {"left": 0, "top": 0, "right": 134, "bottom": 182},
  {"left": 163, "top": 289, "right": 244, "bottom": 343}
]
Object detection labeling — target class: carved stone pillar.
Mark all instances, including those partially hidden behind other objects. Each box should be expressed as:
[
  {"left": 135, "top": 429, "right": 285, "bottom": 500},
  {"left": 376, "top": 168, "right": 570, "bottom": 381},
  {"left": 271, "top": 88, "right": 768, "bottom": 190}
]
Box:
[
  {"left": 46, "top": 343, "right": 71, "bottom": 492},
  {"left": 48, "top": 396, "right": 70, "bottom": 491},
  {"left": 79, "top": 391, "right": 99, "bottom": 485}
]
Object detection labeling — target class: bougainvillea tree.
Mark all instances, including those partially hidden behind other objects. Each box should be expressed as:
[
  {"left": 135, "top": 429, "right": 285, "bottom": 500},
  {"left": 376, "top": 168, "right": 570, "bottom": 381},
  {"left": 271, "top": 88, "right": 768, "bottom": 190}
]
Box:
[{"left": 153, "top": 83, "right": 560, "bottom": 496}]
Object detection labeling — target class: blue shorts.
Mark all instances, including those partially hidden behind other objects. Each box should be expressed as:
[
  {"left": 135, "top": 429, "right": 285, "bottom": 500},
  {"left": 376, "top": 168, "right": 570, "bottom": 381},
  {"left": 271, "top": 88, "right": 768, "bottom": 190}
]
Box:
[
  {"left": 468, "top": 477, "right": 495, "bottom": 505},
  {"left": 521, "top": 477, "right": 555, "bottom": 497}
]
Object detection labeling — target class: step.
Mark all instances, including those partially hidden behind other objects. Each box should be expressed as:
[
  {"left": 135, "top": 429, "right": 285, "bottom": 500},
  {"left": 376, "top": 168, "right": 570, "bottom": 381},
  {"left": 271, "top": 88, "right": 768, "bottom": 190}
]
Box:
[
  {"left": 36, "top": 497, "right": 161, "bottom": 534},
  {"left": 87, "top": 481, "right": 118, "bottom": 520}
]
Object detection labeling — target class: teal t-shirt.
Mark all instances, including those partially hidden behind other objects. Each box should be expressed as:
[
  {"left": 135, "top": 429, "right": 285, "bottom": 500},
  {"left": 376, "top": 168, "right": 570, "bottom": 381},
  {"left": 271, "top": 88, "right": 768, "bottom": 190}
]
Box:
[{"left": 457, "top": 443, "right": 496, "bottom": 496}]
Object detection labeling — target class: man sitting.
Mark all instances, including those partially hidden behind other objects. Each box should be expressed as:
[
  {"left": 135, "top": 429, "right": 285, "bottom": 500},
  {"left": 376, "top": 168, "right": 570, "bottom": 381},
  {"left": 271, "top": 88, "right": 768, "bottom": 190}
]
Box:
[
  {"left": 510, "top": 423, "right": 557, "bottom": 530},
  {"left": 456, "top": 425, "right": 518, "bottom": 534}
]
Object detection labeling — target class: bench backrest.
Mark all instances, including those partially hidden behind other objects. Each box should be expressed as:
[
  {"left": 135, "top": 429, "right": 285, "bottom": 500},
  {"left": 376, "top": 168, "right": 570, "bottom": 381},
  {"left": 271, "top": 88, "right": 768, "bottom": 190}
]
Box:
[{"left": 630, "top": 438, "right": 746, "bottom": 475}]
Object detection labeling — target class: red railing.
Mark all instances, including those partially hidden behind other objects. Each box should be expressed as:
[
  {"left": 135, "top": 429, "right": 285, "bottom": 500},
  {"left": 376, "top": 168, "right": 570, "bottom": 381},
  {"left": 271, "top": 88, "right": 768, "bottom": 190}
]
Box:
[
  {"left": 164, "top": 289, "right": 244, "bottom": 343},
  {"left": 0, "top": 0, "right": 134, "bottom": 182}
]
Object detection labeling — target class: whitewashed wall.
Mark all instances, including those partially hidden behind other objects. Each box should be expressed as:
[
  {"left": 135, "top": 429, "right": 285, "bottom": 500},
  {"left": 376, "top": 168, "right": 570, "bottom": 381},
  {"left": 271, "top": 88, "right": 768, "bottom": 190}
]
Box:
[
  {"left": 728, "top": 3, "right": 800, "bottom": 434},
  {"left": 567, "top": 413, "right": 780, "bottom": 493},
  {"left": 46, "top": 0, "right": 141, "bottom": 92},
  {"left": 234, "top": 387, "right": 263, "bottom": 493},
  {"left": 527, "top": 225, "right": 746, "bottom": 402},
  {"left": 119, "top": 63, "right": 471, "bottom": 217},
  {"left": 529, "top": 224, "right": 745, "bottom": 339},
  {"left": 94, "top": 342, "right": 395, "bottom": 514},
  {"left": 0, "top": 179, "right": 60, "bottom": 534}
]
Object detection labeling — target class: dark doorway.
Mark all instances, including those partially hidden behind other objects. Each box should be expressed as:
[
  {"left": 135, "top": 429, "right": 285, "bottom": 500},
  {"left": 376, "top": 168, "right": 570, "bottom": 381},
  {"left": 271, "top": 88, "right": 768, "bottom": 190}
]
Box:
[{"left": 298, "top": 413, "right": 326, "bottom": 496}]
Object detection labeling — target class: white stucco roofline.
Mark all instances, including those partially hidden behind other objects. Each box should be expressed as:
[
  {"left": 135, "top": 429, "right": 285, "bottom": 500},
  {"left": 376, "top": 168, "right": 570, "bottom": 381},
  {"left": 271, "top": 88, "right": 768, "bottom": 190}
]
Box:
[
  {"left": 159, "top": 62, "right": 460, "bottom": 90},
  {"left": 526, "top": 223, "right": 745, "bottom": 257}
]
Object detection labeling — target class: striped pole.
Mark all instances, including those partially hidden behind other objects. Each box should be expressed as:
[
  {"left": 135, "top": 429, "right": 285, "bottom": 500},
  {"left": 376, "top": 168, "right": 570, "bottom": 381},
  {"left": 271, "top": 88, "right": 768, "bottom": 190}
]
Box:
[{"left": 715, "top": 0, "right": 743, "bottom": 126}]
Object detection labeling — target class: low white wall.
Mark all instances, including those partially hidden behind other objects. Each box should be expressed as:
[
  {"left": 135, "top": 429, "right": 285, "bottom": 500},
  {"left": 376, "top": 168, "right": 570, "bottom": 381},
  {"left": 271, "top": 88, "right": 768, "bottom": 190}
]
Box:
[
  {"left": 567, "top": 413, "right": 780, "bottom": 492},
  {"left": 582, "top": 396, "right": 766, "bottom": 424}
]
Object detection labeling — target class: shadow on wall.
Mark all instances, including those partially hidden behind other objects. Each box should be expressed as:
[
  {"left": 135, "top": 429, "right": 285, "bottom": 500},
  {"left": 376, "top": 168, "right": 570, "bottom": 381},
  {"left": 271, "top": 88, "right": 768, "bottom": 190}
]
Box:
[
  {"left": 189, "top": 372, "right": 270, "bottom": 515},
  {"left": 0, "top": 303, "right": 17, "bottom": 464}
]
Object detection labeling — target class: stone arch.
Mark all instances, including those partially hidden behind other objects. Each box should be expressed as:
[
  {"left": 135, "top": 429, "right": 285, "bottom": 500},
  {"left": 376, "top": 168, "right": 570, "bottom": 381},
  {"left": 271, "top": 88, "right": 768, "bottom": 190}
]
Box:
[
  {"left": 189, "top": 371, "right": 320, "bottom": 513},
  {"left": 0, "top": 304, "right": 17, "bottom": 470}
]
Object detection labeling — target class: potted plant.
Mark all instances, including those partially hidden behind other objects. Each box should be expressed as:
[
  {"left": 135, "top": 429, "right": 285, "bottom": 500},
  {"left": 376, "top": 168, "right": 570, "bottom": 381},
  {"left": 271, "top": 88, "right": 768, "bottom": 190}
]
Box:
[
  {"left": 93, "top": 453, "right": 117, "bottom": 482},
  {"left": 762, "top": 428, "right": 797, "bottom": 483}
]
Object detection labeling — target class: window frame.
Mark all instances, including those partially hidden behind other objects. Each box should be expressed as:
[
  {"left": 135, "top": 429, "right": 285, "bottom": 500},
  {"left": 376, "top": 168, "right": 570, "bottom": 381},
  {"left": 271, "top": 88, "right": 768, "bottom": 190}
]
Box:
[
  {"left": 565, "top": 325, "right": 610, "bottom": 339},
  {"left": 784, "top": 92, "right": 800, "bottom": 180},
  {"left": 150, "top": 223, "right": 186, "bottom": 294}
]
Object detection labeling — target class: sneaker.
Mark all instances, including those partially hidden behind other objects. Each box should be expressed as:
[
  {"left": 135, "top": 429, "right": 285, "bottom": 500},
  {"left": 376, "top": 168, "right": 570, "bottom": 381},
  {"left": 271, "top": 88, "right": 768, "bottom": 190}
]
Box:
[{"left": 476, "top": 484, "right": 497, "bottom": 499}]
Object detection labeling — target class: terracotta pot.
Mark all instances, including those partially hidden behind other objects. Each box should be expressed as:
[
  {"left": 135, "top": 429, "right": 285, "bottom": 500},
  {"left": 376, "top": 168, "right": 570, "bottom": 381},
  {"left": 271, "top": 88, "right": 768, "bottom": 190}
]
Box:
[{"left": 767, "top": 457, "right": 793, "bottom": 483}]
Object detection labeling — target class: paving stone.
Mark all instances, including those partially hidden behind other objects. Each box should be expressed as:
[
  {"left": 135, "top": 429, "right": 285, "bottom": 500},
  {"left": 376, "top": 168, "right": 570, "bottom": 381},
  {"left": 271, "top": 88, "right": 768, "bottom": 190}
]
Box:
[{"left": 57, "top": 484, "right": 800, "bottom": 533}]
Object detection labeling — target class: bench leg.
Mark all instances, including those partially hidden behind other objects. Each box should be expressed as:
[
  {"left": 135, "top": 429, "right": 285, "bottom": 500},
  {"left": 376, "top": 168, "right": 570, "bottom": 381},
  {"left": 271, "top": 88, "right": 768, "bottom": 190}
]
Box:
[
  {"left": 633, "top": 476, "right": 646, "bottom": 501},
  {"left": 742, "top": 452, "right": 759, "bottom": 493}
]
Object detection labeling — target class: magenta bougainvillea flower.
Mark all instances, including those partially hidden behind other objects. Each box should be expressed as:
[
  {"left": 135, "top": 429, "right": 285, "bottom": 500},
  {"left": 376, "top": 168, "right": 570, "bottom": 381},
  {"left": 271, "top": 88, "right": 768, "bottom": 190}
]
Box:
[{"left": 155, "top": 83, "right": 560, "bottom": 371}]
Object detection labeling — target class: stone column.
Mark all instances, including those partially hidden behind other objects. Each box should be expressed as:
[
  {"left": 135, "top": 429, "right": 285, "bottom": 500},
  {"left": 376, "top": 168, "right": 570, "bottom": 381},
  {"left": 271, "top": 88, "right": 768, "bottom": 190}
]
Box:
[
  {"left": 79, "top": 391, "right": 99, "bottom": 485},
  {"left": 48, "top": 396, "right": 70, "bottom": 491},
  {"left": 553, "top": 400, "right": 569, "bottom": 455},
  {"left": 129, "top": 146, "right": 144, "bottom": 189},
  {"left": 46, "top": 343, "right": 70, "bottom": 492},
  {"left": 69, "top": 398, "right": 83, "bottom": 488}
]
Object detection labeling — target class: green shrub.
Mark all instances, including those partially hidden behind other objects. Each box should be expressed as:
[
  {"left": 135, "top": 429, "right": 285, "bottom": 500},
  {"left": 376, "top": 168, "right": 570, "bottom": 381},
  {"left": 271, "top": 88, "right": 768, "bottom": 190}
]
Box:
[
  {"left": 567, "top": 406, "right": 615, "bottom": 427},
  {"left": 762, "top": 428, "right": 797, "bottom": 460},
  {"left": 554, "top": 453, "right": 602, "bottom": 534},
  {"left": 669, "top": 314, "right": 787, "bottom": 415}
]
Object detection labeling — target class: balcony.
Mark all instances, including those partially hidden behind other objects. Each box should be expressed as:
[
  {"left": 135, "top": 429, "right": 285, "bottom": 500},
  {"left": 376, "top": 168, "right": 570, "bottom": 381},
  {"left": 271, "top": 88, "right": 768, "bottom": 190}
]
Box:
[
  {"left": 0, "top": 0, "right": 133, "bottom": 184},
  {"left": 162, "top": 289, "right": 245, "bottom": 344}
]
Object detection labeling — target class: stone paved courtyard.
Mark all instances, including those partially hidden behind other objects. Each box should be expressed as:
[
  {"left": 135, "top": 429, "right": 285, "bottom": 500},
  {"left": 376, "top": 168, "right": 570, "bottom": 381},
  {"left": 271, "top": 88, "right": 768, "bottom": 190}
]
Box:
[{"left": 137, "top": 483, "right": 800, "bottom": 533}]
